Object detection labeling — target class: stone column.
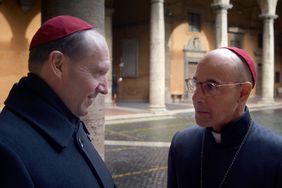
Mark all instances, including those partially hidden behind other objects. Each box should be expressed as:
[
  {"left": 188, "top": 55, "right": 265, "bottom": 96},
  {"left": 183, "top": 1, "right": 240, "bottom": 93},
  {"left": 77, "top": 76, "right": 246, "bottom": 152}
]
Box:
[
  {"left": 165, "top": 17, "right": 172, "bottom": 103},
  {"left": 41, "top": 0, "right": 106, "bottom": 159},
  {"left": 105, "top": 8, "right": 114, "bottom": 106},
  {"left": 150, "top": 0, "right": 166, "bottom": 112},
  {"left": 258, "top": 0, "right": 278, "bottom": 103},
  {"left": 211, "top": 0, "right": 232, "bottom": 48}
]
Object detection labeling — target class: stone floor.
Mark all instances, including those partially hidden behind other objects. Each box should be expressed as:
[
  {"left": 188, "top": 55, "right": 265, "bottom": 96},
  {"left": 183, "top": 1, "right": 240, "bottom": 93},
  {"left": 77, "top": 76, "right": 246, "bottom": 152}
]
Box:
[
  {"left": 104, "top": 100, "right": 282, "bottom": 188},
  {"left": 106, "top": 145, "right": 168, "bottom": 188}
]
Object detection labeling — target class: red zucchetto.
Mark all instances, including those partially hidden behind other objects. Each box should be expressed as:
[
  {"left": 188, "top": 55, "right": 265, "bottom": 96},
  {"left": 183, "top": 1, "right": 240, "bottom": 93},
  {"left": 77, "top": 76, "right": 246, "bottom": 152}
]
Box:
[
  {"left": 29, "top": 15, "right": 94, "bottom": 50},
  {"left": 223, "top": 47, "right": 257, "bottom": 88}
]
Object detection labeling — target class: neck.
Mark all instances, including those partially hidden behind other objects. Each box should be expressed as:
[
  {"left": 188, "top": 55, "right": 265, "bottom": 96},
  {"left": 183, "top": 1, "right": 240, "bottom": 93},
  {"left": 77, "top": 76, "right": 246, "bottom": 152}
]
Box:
[{"left": 212, "top": 107, "right": 245, "bottom": 133}]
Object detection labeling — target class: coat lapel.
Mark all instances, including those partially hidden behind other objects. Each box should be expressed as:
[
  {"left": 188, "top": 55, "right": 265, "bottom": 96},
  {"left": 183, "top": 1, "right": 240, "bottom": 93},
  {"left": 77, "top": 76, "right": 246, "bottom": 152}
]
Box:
[{"left": 75, "top": 122, "right": 115, "bottom": 188}]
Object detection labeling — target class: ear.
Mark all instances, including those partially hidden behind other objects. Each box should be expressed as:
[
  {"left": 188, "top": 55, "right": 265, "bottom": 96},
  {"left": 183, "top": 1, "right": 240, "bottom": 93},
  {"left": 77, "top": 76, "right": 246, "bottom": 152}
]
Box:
[
  {"left": 238, "top": 83, "right": 252, "bottom": 103},
  {"left": 47, "top": 51, "right": 65, "bottom": 79}
]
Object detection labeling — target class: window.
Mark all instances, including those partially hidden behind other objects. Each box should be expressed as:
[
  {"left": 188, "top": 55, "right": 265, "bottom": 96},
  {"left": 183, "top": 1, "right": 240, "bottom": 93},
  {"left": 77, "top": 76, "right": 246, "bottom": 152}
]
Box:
[
  {"left": 228, "top": 33, "right": 243, "bottom": 48},
  {"left": 230, "top": 39, "right": 242, "bottom": 48},
  {"left": 121, "top": 38, "right": 139, "bottom": 78},
  {"left": 188, "top": 13, "right": 201, "bottom": 32}
]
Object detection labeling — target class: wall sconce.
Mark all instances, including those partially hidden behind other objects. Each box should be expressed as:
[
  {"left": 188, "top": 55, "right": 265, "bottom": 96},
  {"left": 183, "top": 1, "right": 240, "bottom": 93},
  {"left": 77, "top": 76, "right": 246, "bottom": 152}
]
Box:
[
  {"left": 18, "top": 0, "right": 34, "bottom": 11},
  {"left": 167, "top": 10, "right": 173, "bottom": 16},
  {"left": 165, "top": 8, "right": 173, "bottom": 17}
]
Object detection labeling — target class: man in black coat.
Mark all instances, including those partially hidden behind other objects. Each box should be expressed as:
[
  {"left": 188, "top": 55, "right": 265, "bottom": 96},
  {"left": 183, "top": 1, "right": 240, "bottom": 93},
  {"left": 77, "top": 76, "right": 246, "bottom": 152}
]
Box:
[
  {"left": 167, "top": 47, "right": 282, "bottom": 188},
  {"left": 0, "top": 15, "right": 115, "bottom": 188}
]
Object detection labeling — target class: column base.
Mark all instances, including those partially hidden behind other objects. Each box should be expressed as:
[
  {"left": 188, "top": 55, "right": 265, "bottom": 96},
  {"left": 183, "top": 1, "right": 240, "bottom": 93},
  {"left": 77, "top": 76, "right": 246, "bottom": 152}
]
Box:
[
  {"left": 149, "top": 105, "right": 167, "bottom": 114},
  {"left": 260, "top": 97, "right": 275, "bottom": 104}
]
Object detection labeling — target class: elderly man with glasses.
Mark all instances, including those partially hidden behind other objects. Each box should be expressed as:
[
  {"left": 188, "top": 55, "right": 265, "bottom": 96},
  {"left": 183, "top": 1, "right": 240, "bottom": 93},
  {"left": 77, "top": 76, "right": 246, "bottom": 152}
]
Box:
[{"left": 167, "top": 47, "right": 282, "bottom": 188}]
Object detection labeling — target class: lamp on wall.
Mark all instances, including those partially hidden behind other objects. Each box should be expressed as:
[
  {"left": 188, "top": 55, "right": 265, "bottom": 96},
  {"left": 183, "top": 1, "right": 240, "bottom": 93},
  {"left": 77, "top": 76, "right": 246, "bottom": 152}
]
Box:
[
  {"left": 18, "top": 0, "right": 33, "bottom": 11},
  {"left": 165, "top": 7, "right": 173, "bottom": 17}
]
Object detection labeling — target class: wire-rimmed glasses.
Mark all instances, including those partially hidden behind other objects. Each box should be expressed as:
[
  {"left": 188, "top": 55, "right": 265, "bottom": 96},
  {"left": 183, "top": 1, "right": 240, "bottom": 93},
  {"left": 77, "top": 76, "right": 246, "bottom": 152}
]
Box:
[{"left": 185, "top": 78, "right": 252, "bottom": 97}]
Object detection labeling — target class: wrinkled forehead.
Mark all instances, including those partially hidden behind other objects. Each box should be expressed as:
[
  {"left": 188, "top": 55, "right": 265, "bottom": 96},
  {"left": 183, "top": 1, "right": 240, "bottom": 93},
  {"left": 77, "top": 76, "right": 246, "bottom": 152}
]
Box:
[
  {"left": 83, "top": 30, "right": 109, "bottom": 56},
  {"left": 195, "top": 49, "right": 240, "bottom": 82}
]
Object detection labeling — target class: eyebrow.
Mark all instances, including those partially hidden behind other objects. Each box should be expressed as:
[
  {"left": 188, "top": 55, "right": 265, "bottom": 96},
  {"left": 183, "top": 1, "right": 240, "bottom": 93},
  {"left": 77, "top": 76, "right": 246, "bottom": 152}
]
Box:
[{"left": 193, "top": 76, "right": 221, "bottom": 84}]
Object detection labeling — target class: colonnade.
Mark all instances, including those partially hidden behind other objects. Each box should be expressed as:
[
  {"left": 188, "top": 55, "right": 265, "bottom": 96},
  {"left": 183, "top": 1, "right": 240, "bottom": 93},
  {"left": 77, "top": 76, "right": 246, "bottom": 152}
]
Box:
[
  {"left": 138, "top": 0, "right": 277, "bottom": 105},
  {"left": 212, "top": 0, "right": 278, "bottom": 103},
  {"left": 41, "top": 0, "right": 279, "bottom": 157}
]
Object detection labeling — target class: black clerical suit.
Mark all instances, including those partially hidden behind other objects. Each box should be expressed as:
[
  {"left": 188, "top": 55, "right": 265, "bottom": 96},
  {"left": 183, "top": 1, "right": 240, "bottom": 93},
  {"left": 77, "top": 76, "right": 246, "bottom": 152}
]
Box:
[
  {"left": 168, "top": 108, "right": 282, "bottom": 188},
  {"left": 0, "top": 73, "right": 115, "bottom": 188}
]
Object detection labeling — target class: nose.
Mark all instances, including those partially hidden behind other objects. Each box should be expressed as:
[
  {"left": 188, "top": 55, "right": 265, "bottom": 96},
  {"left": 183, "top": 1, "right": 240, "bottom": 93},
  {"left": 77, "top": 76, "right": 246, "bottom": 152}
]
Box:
[
  {"left": 98, "top": 84, "right": 108, "bottom": 95},
  {"left": 192, "top": 83, "right": 205, "bottom": 101},
  {"left": 97, "top": 76, "right": 108, "bottom": 95}
]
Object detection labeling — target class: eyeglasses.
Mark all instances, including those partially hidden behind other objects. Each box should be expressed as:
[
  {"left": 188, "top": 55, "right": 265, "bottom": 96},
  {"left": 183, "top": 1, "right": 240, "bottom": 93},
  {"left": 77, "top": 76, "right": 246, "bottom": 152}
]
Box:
[{"left": 185, "top": 78, "right": 252, "bottom": 97}]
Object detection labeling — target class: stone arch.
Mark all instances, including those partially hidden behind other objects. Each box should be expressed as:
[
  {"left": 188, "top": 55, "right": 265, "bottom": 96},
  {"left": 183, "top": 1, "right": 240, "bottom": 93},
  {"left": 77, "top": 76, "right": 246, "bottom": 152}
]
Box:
[{"left": 0, "top": 0, "right": 40, "bottom": 50}]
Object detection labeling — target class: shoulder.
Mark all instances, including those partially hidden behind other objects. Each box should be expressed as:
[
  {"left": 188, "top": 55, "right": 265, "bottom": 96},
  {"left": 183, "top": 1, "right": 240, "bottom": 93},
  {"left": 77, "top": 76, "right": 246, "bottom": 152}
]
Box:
[
  {"left": 251, "top": 122, "right": 282, "bottom": 141},
  {"left": 0, "top": 107, "right": 40, "bottom": 155},
  {"left": 0, "top": 107, "right": 31, "bottom": 138},
  {"left": 0, "top": 108, "right": 20, "bottom": 136},
  {"left": 169, "top": 126, "right": 204, "bottom": 168},
  {"left": 171, "top": 125, "right": 204, "bottom": 149},
  {"left": 250, "top": 122, "right": 282, "bottom": 151},
  {"left": 173, "top": 125, "right": 203, "bottom": 140},
  {"left": 0, "top": 109, "right": 34, "bottom": 187}
]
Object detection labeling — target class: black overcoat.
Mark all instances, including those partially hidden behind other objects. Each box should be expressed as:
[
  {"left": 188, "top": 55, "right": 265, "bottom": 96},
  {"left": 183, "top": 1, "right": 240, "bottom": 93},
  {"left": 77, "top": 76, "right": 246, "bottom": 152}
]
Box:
[
  {"left": 0, "top": 74, "right": 115, "bottom": 188},
  {"left": 168, "top": 109, "right": 282, "bottom": 188}
]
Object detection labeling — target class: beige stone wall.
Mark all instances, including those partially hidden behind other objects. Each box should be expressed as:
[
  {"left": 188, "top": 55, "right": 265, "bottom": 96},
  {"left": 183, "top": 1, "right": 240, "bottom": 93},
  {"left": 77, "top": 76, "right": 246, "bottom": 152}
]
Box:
[
  {"left": 1, "top": 0, "right": 282, "bottom": 105},
  {"left": 167, "top": 0, "right": 282, "bottom": 98},
  {"left": 169, "top": 20, "right": 215, "bottom": 95},
  {"left": 113, "top": 23, "right": 150, "bottom": 102},
  {"left": 168, "top": 1, "right": 215, "bottom": 96},
  {"left": 0, "top": 0, "right": 40, "bottom": 107},
  {"left": 169, "top": 22, "right": 187, "bottom": 94}
]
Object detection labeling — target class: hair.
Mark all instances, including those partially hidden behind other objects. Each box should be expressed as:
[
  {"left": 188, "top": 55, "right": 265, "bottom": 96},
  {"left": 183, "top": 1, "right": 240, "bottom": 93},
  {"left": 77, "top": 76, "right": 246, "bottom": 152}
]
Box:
[
  {"left": 231, "top": 56, "right": 254, "bottom": 85},
  {"left": 28, "top": 29, "right": 96, "bottom": 73}
]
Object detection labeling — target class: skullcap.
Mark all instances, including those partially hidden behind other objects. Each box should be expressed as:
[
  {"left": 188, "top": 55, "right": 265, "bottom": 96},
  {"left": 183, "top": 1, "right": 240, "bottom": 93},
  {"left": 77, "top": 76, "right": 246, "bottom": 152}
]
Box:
[
  {"left": 223, "top": 47, "right": 256, "bottom": 88},
  {"left": 30, "top": 15, "right": 94, "bottom": 50}
]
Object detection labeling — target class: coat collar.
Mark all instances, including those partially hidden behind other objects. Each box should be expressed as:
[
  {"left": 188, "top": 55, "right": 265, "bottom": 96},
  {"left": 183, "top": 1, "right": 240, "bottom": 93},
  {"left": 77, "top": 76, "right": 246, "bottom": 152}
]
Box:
[
  {"left": 4, "top": 73, "right": 79, "bottom": 149},
  {"left": 206, "top": 107, "right": 253, "bottom": 146}
]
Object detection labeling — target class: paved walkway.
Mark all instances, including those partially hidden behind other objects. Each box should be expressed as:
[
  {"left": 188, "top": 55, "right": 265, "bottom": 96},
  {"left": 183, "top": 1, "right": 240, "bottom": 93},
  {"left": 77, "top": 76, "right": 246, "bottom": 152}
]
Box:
[
  {"left": 105, "top": 97, "right": 282, "bottom": 124},
  {"left": 104, "top": 97, "right": 282, "bottom": 187}
]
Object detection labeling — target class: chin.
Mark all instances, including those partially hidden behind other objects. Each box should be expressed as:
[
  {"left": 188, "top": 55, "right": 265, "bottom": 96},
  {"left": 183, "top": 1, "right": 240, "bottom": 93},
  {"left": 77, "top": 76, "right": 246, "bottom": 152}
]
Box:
[
  {"left": 73, "top": 108, "right": 88, "bottom": 117},
  {"left": 197, "top": 123, "right": 210, "bottom": 128},
  {"left": 195, "top": 119, "right": 211, "bottom": 128},
  {"left": 80, "top": 110, "right": 89, "bottom": 117},
  {"left": 79, "top": 103, "right": 92, "bottom": 116}
]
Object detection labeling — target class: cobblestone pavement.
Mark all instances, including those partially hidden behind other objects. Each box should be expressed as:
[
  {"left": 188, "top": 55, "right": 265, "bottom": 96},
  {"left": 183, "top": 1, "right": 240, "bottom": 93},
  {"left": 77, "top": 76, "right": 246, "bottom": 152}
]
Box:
[
  {"left": 104, "top": 103, "right": 282, "bottom": 188},
  {"left": 106, "top": 145, "right": 168, "bottom": 188}
]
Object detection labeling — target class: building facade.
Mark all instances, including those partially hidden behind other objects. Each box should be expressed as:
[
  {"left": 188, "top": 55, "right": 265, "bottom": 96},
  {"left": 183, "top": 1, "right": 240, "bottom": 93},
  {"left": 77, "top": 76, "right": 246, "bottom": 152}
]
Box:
[{"left": 1, "top": 0, "right": 282, "bottom": 110}]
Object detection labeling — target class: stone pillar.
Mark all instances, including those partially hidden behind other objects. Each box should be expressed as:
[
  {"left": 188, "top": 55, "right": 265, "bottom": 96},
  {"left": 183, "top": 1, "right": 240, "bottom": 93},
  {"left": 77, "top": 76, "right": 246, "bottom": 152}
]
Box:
[
  {"left": 150, "top": 0, "right": 166, "bottom": 112},
  {"left": 105, "top": 8, "right": 114, "bottom": 106},
  {"left": 258, "top": 0, "right": 278, "bottom": 103},
  {"left": 41, "top": 0, "right": 106, "bottom": 159},
  {"left": 165, "top": 17, "right": 172, "bottom": 103},
  {"left": 211, "top": 0, "right": 232, "bottom": 48}
]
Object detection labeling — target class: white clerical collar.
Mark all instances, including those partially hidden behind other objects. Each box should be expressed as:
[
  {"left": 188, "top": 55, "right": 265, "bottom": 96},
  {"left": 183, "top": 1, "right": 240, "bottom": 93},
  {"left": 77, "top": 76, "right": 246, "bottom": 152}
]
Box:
[{"left": 211, "top": 131, "right": 222, "bottom": 143}]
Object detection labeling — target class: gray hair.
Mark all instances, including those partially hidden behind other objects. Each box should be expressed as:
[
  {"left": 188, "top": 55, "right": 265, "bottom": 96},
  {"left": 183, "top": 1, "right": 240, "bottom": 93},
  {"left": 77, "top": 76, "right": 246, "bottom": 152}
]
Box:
[
  {"left": 28, "top": 29, "right": 96, "bottom": 73},
  {"left": 231, "top": 54, "right": 254, "bottom": 84}
]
